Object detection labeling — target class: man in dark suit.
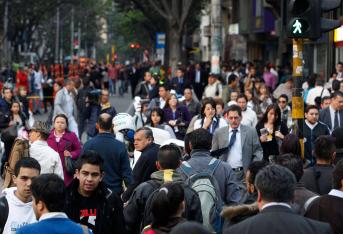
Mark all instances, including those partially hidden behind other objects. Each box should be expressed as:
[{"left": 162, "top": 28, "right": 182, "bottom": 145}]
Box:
[
  {"left": 168, "top": 68, "right": 191, "bottom": 95},
  {"left": 224, "top": 164, "right": 332, "bottom": 234},
  {"left": 122, "top": 127, "right": 160, "bottom": 202},
  {"left": 319, "top": 91, "right": 343, "bottom": 132},
  {"left": 190, "top": 63, "right": 207, "bottom": 100},
  {"left": 305, "top": 160, "right": 343, "bottom": 234}
]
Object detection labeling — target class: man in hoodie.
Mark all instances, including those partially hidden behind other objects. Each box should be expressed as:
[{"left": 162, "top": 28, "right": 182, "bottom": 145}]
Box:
[
  {"left": 0, "top": 157, "right": 41, "bottom": 234},
  {"left": 123, "top": 144, "right": 202, "bottom": 234},
  {"left": 29, "top": 121, "right": 64, "bottom": 179}
]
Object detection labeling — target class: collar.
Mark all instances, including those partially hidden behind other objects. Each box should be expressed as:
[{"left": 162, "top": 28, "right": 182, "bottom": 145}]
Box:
[
  {"left": 39, "top": 212, "right": 68, "bottom": 221},
  {"left": 101, "top": 102, "right": 111, "bottom": 110},
  {"left": 305, "top": 120, "right": 318, "bottom": 129},
  {"left": 261, "top": 202, "right": 291, "bottom": 210},
  {"left": 63, "top": 87, "right": 69, "bottom": 95},
  {"left": 328, "top": 189, "right": 343, "bottom": 199},
  {"left": 31, "top": 140, "right": 48, "bottom": 146},
  {"left": 329, "top": 105, "right": 337, "bottom": 113},
  {"left": 54, "top": 130, "right": 65, "bottom": 137},
  {"left": 190, "top": 149, "right": 211, "bottom": 157},
  {"left": 229, "top": 125, "right": 241, "bottom": 132}
]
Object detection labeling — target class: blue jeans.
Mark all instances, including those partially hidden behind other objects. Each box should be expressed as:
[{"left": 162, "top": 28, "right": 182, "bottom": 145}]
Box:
[
  {"left": 119, "top": 80, "right": 125, "bottom": 96},
  {"left": 109, "top": 79, "right": 116, "bottom": 95}
]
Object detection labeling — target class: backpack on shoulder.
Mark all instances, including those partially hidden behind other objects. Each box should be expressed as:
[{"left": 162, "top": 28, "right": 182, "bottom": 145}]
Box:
[
  {"left": 180, "top": 158, "right": 224, "bottom": 233},
  {"left": 2, "top": 138, "right": 30, "bottom": 188}
]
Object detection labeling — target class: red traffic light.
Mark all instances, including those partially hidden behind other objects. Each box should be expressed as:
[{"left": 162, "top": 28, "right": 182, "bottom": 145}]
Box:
[{"left": 130, "top": 43, "right": 135, "bottom": 49}]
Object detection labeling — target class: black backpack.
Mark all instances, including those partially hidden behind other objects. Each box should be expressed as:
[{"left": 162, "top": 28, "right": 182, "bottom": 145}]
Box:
[{"left": 0, "top": 196, "right": 9, "bottom": 233}]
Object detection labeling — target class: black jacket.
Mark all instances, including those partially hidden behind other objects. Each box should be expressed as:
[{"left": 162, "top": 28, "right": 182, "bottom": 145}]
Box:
[
  {"left": 65, "top": 179, "right": 125, "bottom": 234},
  {"left": 123, "top": 170, "right": 203, "bottom": 234},
  {"left": 122, "top": 143, "right": 160, "bottom": 202},
  {"left": 225, "top": 205, "right": 332, "bottom": 234},
  {"left": 304, "top": 121, "right": 330, "bottom": 162}
]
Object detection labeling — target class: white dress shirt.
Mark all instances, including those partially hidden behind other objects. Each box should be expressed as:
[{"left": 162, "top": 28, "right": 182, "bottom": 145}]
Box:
[
  {"left": 328, "top": 189, "right": 343, "bottom": 199},
  {"left": 227, "top": 125, "right": 243, "bottom": 169},
  {"left": 241, "top": 108, "right": 258, "bottom": 127}
]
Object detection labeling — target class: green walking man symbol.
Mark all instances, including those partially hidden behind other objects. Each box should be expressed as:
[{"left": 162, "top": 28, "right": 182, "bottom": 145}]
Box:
[{"left": 293, "top": 19, "right": 302, "bottom": 34}]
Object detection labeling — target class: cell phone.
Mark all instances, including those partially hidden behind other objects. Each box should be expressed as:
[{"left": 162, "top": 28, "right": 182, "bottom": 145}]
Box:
[{"left": 260, "top": 128, "right": 268, "bottom": 136}]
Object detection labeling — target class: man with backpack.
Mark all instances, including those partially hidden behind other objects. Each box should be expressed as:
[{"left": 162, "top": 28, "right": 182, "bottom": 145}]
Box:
[
  {"left": 123, "top": 144, "right": 202, "bottom": 234},
  {"left": 178, "top": 128, "right": 241, "bottom": 233},
  {"left": 0, "top": 157, "right": 41, "bottom": 233}
]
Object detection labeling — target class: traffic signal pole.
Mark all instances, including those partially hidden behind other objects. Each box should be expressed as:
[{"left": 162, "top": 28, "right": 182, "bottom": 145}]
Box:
[{"left": 292, "top": 39, "right": 304, "bottom": 158}]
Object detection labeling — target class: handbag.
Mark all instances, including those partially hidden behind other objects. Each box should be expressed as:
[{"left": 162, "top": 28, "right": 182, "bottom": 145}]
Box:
[
  {"left": 1, "top": 125, "right": 17, "bottom": 142},
  {"left": 64, "top": 140, "right": 77, "bottom": 175}
]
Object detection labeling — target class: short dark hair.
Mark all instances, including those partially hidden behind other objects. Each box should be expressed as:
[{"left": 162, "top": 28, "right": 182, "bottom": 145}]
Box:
[
  {"left": 331, "top": 91, "right": 343, "bottom": 99},
  {"left": 2, "top": 87, "right": 11, "bottom": 94},
  {"left": 275, "top": 154, "right": 304, "bottom": 182},
  {"left": 14, "top": 157, "right": 41, "bottom": 177},
  {"left": 188, "top": 128, "right": 212, "bottom": 151},
  {"left": 228, "top": 74, "right": 238, "bottom": 85},
  {"left": 215, "top": 98, "right": 224, "bottom": 108},
  {"left": 314, "top": 136, "right": 336, "bottom": 161},
  {"left": 255, "top": 164, "right": 296, "bottom": 203},
  {"left": 305, "top": 105, "right": 319, "bottom": 113},
  {"left": 77, "top": 150, "right": 104, "bottom": 172},
  {"left": 158, "top": 144, "right": 182, "bottom": 169},
  {"left": 225, "top": 104, "right": 242, "bottom": 117},
  {"left": 247, "top": 161, "right": 269, "bottom": 185},
  {"left": 31, "top": 174, "right": 66, "bottom": 212},
  {"left": 159, "top": 84, "right": 170, "bottom": 91},
  {"left": 333, "top": 160, "right": 343, "bottom": 189},
  {"left": 278, "top": 94, "right": 288, "bottom": 103},
  {"left": 236, "top": 94, "right": 248, "bottom": 102},
  {"left": 321, "top": 96, "right": 331, "bottom": 104},
  {"left": 97, "top": 113, "right": 112, "bottom": 130}
]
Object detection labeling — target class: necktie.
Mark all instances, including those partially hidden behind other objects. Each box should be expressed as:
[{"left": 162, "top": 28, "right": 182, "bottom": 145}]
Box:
[
  {"left": 228, "top": 129, "right": 238, "bottom": 149},
  {"left": 334, "top": 111, "right": 340, "bottom": 129}
]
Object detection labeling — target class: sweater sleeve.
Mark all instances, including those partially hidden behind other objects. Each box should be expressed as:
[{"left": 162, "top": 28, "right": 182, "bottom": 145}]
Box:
[{"left": 70, "top": 133, "right": 81, "bottom": 160}]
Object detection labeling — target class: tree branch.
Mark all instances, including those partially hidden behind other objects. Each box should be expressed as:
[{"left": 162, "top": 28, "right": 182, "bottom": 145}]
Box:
[
  {"left": 179, "top": 0, "right": 194, "bottom": 33},
  {"left": 147, "top": 0, "right": 170, "bottom": 20}
]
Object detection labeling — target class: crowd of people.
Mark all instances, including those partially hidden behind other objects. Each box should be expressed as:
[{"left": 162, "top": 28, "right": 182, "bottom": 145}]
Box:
[{"left": 0, "top": 59, "right": 343, "bottom": 233}]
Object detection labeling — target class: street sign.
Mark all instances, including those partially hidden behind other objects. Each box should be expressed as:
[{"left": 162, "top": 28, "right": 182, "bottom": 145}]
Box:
[{"left": 156, "top": 33, "right": 166, "bottom": 49}]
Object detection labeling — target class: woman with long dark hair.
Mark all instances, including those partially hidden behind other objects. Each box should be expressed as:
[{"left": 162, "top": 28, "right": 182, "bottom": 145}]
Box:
[
  {"left": 142, "top": 182, "right": 185, "bottom": 234},
  {"left": 256, "top": 104, "right": 289, "bottom": 161},
  {"left": 193, "top": 98, "right": 227, "bottom": 134},
  {"left": 146, "top": 107, "right": 176, "bottom": 138}
]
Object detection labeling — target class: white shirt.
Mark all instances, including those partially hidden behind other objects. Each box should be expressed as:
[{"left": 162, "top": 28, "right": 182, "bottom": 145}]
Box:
[
  {"left": 241, "top": 108, "right": 258, "bottom": 127},
  {"left": 227, "top": 125, "right": 243, "bottom": 168},
  {"left": 194, "top": 117, "right": 228, "bottom": 134},
  {"left": 30, "top": 140, "right": 64, "bottom": 179},
  {"left": 2, "top": 187, "right": 37, "bottom": 234},
  {"left": 39, "top": 212, "right": 68, "bottom": 221},
  {"left": 328, "top": 189, "right": 343, "bottom": 199},
  {"left": 305, "top": 120, "right": 318, "bottom": 130},
  {"left": 63, "top": 88, "right": 74, "bottom": 119},
  {"left": 159, "top": 97, "right": 166, "bottom": 109},
  {"left": 261, "top": 202, "right": 292, "bottom": 210},
  {"left": 329, "top": 105, "right": 340, "bottom": 129},
  {"left": 195, "top": 70, "right": 201, "bottom": 83},
  {"left": 306, "top": 86, "right": 330, "bottom": 105},
  {"left": 33, "top": 70, "right": 43, "bottom": 90},
  {"left": 203, "top": 81, "right": 222, "bottom": 98}
]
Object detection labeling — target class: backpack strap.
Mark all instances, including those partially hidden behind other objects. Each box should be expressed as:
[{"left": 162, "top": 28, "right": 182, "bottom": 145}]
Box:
[
  {"left": 206, "top": 158, "right": 221, "bottom": 176},
  {"left": 0, "top": 196, "right": 9, "bottom": 233},
  {"left": 180, "top": 161, "right": 194, "bottom": 177}
]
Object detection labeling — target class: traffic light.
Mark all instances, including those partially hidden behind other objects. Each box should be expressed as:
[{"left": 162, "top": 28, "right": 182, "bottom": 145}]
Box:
[
  {"left": 129, "top": 43, "right": 135, "bottom": 49},
  {"left": 287, "top": 0, "right": 341, "bottom": 40}
]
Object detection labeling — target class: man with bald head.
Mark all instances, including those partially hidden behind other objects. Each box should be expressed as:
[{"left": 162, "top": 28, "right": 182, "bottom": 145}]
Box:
[{"left": 83, "top": 113, "right": 132, "bottom": 195}]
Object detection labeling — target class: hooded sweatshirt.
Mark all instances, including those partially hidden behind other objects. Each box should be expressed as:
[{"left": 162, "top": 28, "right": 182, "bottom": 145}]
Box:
[{"left": 2, "top": 187, "right": 37, "bottom": 234}]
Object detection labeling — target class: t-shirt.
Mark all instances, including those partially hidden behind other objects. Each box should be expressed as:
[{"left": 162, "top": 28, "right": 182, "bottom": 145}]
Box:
[{"left": 76, "top": 192, "right": 98, "bottom": 232}]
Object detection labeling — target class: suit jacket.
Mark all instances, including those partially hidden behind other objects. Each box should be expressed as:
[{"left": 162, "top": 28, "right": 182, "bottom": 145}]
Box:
[
  {"left": 319, "top": 107, "right": 343, "bottom": 131},
  {"left": 212, "top": 124, "right": 263, "bottom": 171},
  {"left": 168, "top": 77, "right": 192, "bottom": 95},
  {"left": 225, "top": 205, "right": 332, "bottom": 234}
]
